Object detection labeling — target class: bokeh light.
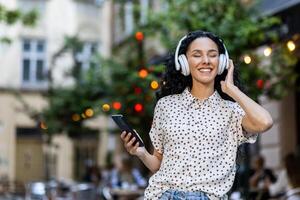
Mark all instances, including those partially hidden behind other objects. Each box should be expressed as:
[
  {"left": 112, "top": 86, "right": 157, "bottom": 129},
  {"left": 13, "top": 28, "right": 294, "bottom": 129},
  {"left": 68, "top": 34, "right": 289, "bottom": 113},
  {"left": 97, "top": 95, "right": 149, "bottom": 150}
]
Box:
[
  {"left": 244, "top": 55, "right": 252, "bottom": 64},
  {"left": 102, "top": 104, "right": 110, "bottom": 112}
]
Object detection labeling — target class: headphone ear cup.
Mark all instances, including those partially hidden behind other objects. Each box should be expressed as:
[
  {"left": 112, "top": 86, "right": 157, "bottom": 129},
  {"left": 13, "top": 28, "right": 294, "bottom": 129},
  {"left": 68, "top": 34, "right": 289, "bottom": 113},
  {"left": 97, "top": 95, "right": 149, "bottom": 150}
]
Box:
[
  {"left": 218, "top": 54, "right": 226, "bottom": 75},
  {"left": 178, "top": 54, "right": 190, "bottom": 76}
]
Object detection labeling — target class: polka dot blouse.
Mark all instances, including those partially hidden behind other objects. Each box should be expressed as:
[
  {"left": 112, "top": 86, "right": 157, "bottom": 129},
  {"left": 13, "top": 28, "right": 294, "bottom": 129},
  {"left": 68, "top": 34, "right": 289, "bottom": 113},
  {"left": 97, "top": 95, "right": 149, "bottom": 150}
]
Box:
[{"left": 144, "top": 88, "right": 257, "bottom": 200}]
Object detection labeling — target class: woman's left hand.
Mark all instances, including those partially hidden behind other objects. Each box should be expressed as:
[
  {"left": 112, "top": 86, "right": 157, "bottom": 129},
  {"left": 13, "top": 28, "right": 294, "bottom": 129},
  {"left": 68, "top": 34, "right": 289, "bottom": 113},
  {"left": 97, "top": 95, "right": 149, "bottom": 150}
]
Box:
[{"left": 220, "top": 59, "right": 236, "bottom": 96}]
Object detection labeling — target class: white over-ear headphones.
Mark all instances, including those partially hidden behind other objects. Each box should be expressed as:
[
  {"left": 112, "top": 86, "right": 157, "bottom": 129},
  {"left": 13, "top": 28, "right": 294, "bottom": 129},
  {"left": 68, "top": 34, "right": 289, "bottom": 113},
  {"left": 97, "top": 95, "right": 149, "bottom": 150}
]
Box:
[{"left": 174, "top": 34, "right": 229, "bottom": 76}]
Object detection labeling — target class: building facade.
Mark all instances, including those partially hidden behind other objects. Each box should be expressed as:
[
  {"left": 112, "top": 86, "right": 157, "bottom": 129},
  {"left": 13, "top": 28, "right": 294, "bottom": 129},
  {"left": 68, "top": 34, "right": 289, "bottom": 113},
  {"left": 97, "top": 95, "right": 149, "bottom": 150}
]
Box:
[{"left": 0, "top": 0, "right": 113, "bottom": 183}]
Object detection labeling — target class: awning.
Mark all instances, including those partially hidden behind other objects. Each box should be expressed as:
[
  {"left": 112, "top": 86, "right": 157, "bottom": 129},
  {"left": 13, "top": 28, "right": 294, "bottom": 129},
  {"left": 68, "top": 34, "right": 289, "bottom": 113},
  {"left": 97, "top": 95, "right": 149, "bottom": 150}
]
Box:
[{"left": 258, "top": 0, "right": 300, "bottom": 15}]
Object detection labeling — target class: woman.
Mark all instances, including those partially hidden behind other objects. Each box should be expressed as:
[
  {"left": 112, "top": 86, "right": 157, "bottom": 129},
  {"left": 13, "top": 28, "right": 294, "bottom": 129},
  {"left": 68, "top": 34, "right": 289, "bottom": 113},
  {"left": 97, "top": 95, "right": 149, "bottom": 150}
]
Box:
[{"left": 120, "top": 30, "right": 273, "bottom": 200}]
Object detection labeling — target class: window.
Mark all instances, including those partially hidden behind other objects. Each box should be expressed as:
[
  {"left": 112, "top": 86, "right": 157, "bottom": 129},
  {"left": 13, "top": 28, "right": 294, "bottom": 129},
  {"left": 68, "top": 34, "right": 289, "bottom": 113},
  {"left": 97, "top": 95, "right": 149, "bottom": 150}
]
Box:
[
  {"left": 113, "top": 0, "right": 150, "bottom": 44},
  {"left": 139, "top": 0, "right": 149, "bottom": 24},
  {"left": 75, "top": 42, "right": 98, "bottom": 72},
  {"left": 21, "top": 39, "right": 47, "bottom": 89},
  {"left": 124, "top": 1, "right": 134, "bottom": 35},
  {"left": 75, "top": 0, "right": 105, "bottom": 6}
]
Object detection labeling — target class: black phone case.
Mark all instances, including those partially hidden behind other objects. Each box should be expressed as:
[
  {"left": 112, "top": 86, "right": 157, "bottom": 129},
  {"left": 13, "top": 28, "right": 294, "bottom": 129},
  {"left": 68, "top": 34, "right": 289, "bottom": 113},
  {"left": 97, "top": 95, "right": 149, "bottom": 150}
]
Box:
[{"left": 111, "top": 114, "right": 144, "bottom": 147}]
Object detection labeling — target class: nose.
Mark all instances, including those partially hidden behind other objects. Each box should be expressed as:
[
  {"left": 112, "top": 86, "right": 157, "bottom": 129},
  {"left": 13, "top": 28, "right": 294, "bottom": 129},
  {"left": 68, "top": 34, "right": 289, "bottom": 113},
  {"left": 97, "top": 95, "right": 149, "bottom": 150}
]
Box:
[{"left": 202, "top": 55, "right": 209, "bottom": 64}]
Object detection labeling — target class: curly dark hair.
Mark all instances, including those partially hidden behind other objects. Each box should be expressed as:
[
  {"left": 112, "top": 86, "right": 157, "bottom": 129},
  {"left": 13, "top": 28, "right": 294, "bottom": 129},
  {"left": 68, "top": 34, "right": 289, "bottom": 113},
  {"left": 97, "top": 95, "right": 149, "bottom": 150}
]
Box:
[{"left": 157, "top": 30, "right": 244, "bottom": 102}]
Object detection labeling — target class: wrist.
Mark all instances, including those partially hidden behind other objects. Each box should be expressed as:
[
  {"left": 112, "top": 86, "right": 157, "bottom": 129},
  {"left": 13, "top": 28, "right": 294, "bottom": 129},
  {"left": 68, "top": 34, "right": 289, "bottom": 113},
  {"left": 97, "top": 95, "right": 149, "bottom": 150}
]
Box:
[
  {"left": 226, "top": 85, "right": 240, "bottom": 99},
  {"left": 136, "top": 148, "right": 148, "bottom": 159}
]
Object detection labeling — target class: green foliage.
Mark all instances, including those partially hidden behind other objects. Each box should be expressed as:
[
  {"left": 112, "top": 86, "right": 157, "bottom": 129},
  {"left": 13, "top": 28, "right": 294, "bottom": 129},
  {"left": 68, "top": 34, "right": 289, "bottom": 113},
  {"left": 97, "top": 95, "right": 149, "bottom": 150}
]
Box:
[
  {"left": 0, "top": 4, "right": 38, "bottom": 43},
  {"left": 42, "top": 36, "right": 107, "bottom": 137},
  {"left": 140, "top": 0, "right": 297, "bottom": 100},
  {"left": 98, "top": 57, "right": 163, "bottom": 135}
]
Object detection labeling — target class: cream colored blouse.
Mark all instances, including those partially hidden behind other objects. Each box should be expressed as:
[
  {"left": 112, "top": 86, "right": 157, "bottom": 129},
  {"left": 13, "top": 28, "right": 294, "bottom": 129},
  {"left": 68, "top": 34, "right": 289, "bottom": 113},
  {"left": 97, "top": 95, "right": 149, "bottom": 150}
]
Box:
[{"left": 144, "top": 88, "right": 257, "bottom": 200}]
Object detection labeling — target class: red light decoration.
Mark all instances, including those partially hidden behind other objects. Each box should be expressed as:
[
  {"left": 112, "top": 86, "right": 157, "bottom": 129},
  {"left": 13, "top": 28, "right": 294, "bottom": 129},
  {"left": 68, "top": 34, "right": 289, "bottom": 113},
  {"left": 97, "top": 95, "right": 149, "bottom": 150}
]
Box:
[
  {"left": 134, "top": 103, "right": 143, "bottom": 112},
  {"left": 134, "top": 87, "right": 142, "bottom": 94},
  {"left": 256, "top": 79, "right": 264, "bottom": 89},
  {"left": 113, "top": 102, "right": 122, "bottom": 110},
  {"left": 135, "top": 31, "right": 144, "bottom": 41}
]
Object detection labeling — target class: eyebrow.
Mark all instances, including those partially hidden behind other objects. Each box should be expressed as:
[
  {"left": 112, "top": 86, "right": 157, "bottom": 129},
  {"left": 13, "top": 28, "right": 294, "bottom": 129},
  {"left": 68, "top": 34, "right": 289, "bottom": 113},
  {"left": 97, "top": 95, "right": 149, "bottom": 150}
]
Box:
[{"left": 191, "top": 49, "right": 218, "bottom": 53}]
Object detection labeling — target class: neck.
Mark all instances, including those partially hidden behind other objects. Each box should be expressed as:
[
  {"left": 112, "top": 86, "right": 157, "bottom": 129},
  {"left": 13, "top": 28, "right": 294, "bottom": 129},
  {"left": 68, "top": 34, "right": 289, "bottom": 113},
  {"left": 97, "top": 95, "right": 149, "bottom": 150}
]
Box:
[{"left": 190, "top": 81, "right": 214, "bottom": 100}]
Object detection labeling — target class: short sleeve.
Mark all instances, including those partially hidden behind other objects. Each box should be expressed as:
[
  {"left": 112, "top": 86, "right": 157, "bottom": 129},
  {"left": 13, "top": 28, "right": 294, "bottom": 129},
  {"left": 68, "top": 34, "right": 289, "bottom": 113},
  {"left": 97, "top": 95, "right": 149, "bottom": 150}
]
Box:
[
  {"left": 149, "top": 99, "right": 164, "bottom": 154},
  {"left": 231, "top": 102, "right": 257, "bottom": 146}
]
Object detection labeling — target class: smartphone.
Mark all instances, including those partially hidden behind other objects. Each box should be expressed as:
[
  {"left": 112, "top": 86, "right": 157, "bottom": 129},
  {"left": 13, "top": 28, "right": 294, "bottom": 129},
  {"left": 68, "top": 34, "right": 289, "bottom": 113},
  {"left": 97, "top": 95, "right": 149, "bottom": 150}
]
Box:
[{"left": 111, "top": 114, "right": 144, "bottom": 147}]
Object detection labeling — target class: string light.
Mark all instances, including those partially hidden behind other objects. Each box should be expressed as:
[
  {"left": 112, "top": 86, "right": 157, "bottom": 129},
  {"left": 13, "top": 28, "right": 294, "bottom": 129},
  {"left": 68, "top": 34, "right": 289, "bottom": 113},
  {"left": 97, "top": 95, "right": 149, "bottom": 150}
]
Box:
[
  {"left": 72, "top": 114, "right": 80, "bottom": 122},
  {"left": 244, "top": 55, "right": 251, "bottom": 64},
  {"left": 135, "top": 31, "right": 144, "bottom": 41},
  {"left": 85, "top": 108, "right": 94, "bottom": 117},
  {"left": 256, "top": 79, "right": 264, "bottom": 89},
  {"left": 263, "top": 47, "right": 272, "bottom": 57},
  {"left": 112, "top": 102, "right": 122, "bottom": 110},
  {"left": 134, "top": 87, "right": 142, "bottom": 94},
  {"left": 287, "top": 40, "right": 296, "bottom": 51},
  {"left": 102, "top": 104, "right": 110, "bottom": 112},
  {"left": 134, "top": 103, "right": 143, "bottom": 112},
  {"left": 138, "top": 69, "right": 148, "bottom": 78},
  {"left": 150, "top": 81, "right": 159, "bottom": 90}
]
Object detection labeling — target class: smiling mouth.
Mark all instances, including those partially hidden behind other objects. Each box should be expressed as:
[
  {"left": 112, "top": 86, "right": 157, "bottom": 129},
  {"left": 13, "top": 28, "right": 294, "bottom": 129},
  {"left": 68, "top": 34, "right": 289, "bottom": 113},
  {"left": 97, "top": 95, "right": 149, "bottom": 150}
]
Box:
[{"left": 198, "top": 68, "right": 212, "bottom": 73}]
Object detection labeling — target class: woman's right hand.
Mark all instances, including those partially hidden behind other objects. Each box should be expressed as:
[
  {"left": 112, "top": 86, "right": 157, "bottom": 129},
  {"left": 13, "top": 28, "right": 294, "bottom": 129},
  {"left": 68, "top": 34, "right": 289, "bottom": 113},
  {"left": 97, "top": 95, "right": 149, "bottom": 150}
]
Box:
[{"left": 120, "top": 131, "right": 146, "bottom": 157}]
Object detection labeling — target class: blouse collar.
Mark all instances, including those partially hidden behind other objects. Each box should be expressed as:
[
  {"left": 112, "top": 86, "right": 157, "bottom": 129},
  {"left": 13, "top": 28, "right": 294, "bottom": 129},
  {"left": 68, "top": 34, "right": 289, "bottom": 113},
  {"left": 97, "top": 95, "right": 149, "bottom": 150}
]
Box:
[{"left": 181, "top": 87, "right": 222, "bottom": 111}]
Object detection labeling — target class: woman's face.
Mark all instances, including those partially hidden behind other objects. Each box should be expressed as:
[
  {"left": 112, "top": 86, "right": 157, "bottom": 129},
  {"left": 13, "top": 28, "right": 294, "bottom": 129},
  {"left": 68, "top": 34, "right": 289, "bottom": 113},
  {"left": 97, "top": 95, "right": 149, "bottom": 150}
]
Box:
[{"left": 186, "top": 37, "right": 219, "bottom": 85}]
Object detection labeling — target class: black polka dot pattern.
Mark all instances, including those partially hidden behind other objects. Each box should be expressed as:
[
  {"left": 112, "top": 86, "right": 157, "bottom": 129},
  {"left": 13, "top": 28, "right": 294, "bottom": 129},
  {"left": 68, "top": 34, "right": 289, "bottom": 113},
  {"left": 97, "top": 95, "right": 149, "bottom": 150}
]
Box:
[{"left": 145, "top": 88, "right": 257, "bottom": 199}]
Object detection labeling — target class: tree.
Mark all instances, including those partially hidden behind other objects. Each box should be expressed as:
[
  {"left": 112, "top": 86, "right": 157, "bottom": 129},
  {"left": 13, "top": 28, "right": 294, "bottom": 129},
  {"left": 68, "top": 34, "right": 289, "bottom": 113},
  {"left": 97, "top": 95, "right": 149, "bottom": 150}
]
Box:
[
  {"left": 41, "top": 36, "right": 108, "bottom": 140},
  {"left": 0, "top": 4, "right": 38, "bottom": 43}
]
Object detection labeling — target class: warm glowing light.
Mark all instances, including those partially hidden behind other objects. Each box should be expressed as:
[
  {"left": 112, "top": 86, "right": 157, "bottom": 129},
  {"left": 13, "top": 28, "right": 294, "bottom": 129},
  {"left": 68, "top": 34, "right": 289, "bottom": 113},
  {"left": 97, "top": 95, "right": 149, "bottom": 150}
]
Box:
[
  {"left": 40, "top": 122, "right": 48, "bottom": 130},
  {"left": 256, "top": 79, "right": 264, "bottom": 89},
  {"left": 150, "top": 81, "right": 159, "bottom": 90},
  {"left": 72, "top": 114, "right": 80, "bottom": 121},
  {"left": 134, "top": 103, "right": 143, "bottom": 112},
  {"left": 102, "top": 104, "right": 110, "bottom": 112},
  {"left": 287, "top": 40, "right": 296, "bottom": 51},
  {"left": 134, "top": 87, "right": 142, "bottom": 94},
  {"left": 263, "top": 47, "right": 272, "bottom": 57},
  {"left": 135, "top": 31, "right": 144, "bottom": 41},
  {"left": 113, "top": 102, "right": 122, "bottom": 110},
  {"left": 138, "top": 69, "right": 148, "bottom": 78},
  {"left": 81, "top": 113, "right": 86, "bottom": 119},
  {"left": 85, "top": 108, "right": 94, "bottom": 117},
  {"left": 244, "top": 55, "right": 251, "bottom": 64}
]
